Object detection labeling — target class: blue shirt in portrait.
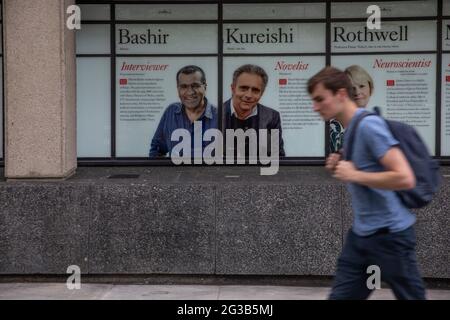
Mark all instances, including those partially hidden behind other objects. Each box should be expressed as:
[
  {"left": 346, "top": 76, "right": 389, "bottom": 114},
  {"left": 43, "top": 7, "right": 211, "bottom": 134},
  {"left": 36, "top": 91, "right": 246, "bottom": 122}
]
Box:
[{"left": 149, "top": 99, "right": 218, "bottom": 157}]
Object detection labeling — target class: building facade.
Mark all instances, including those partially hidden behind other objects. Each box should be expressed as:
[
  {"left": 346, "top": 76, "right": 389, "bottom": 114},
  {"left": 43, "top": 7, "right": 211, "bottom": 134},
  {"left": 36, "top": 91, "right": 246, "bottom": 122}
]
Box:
[{"left": 0, "top": 1, "right": 448, "bottom": 280}]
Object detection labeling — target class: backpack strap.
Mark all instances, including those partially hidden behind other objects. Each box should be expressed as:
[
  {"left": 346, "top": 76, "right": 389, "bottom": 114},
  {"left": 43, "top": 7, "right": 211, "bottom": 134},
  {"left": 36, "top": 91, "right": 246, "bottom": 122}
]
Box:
[{"left": 344, "top": 111, "right": 378, "bottom": 161}]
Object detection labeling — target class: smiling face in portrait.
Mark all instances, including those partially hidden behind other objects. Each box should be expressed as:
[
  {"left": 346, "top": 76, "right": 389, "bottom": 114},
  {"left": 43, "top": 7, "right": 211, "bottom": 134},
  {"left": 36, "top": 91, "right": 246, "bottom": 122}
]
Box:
[
  {"left": 231, "top": 72, "right": 264, "bottom": 118},
  {"left": 345, "top": 66, "right": 374, "bottom": 108},
  {"left": 177, "top": 71, "right": 206, "bottom": 111}
]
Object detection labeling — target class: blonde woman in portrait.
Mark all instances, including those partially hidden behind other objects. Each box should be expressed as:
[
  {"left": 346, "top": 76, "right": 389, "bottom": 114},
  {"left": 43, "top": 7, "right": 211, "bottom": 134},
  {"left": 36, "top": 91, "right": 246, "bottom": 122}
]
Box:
[{"left": 329, "top": 65, "right": 374, "bottom": 153}]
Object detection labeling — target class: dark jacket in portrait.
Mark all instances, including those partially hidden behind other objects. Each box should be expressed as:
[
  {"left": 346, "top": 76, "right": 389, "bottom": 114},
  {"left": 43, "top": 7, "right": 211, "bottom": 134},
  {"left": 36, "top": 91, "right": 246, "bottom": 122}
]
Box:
[{"left": 224, "top": 99, "right": 285, "bottom": 157}]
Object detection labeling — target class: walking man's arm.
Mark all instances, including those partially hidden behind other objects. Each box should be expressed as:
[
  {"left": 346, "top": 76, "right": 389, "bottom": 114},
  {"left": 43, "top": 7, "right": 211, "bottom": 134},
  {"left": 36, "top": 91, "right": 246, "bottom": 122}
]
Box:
[{"left": 333, "top": 146, "right": 416, "bottom": 190}]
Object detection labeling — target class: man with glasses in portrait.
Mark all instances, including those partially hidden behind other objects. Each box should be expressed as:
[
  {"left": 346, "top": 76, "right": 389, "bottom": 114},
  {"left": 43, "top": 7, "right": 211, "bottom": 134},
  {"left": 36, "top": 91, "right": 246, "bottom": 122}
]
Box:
[{"left": 149, "top": 65, "right": 218, "bottom": 157}]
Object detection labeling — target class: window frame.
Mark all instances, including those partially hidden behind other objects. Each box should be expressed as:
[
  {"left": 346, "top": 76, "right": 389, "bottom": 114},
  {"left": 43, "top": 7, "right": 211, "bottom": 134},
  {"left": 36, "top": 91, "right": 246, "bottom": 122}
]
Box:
[{"left": 70, "top": 0, "right": 450, "bottom": 166}]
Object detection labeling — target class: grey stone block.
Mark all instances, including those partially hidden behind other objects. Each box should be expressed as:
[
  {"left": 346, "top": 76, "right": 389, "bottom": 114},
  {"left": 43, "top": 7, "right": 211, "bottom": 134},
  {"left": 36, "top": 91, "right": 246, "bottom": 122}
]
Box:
[
  {"left": 414, "top": 178, "right": 450, "bottom": 278},
  {"left": 0, "top": 184, "right": 90, "bottom": 274},
  {"left": 0, "top": 166, "right": 448, "bottom": 279},
  {"left": 216, "top": 185, "right": 342, "bottom": 276},
  {"left": 89, "top": 184, "right": 215, "bottom": 274},
  {"left": 341, "top": 186, "right": 353, "bottom": 239}
]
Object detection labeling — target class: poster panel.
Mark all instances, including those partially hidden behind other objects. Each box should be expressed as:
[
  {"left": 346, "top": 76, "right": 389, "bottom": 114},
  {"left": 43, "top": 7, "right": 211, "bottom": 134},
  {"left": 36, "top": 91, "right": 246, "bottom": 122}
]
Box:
[
  {"left": 116, "top": 24, "right": 217, "bottom": 54},
  {"left": 442, "top": 20, "right": 450, "bottom": 50},
  {"left": 223, "top": 56, "right": 326, "bottom": 157},
  {"left": 332, "top": 54, "right": 436, "bottom": 155},
  {"left": 116, "top": 57, "right": 218, "bottom": 157},
  {"left": 223, "top": 23, "right": 325, "bottom": 54},
  {"left": 116, "top": 4, "right": 217, "bottom": 20},
  {"left": 77, "top": 58, "right": 111, "bottom": 158},
  {"left": 441, "top": 54, "right": 450, "bottom": 155},
  {"left": 0, "top": 61, "right": 2, "bottom": 158},
  {"left": 331, "top": 20, "right": 436, "bottom": 53},
  {"left": 332, "top": 1, "right": 437, "bottom": 18},
  {"left": 223, "top": 3, "right": 325, "bottom": 20},
  {"left": 76, "top": 24, "right": 110, "bottom": 54}
]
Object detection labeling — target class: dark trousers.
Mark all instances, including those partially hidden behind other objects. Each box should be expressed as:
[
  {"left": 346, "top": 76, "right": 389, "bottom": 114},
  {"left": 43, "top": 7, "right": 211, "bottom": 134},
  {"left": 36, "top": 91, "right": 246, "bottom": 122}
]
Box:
[{"left": 329, "top": 226, "right": 426, "bottom": 300}]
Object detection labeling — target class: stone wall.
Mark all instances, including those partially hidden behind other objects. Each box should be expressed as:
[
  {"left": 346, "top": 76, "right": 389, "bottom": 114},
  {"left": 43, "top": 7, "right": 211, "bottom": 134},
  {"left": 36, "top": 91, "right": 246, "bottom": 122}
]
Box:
[{"left": 0, "top": 167, "right": 448, "bottom": 279}]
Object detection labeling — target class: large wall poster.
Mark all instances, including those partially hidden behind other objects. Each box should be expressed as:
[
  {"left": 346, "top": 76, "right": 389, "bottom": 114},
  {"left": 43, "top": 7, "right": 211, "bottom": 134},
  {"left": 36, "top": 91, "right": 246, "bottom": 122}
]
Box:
[
  {"left": 332, "top": 54, "right": 437, "bottom": 155},
  {"left": 116, "top": 57, "right": 218, "bottom": 157},
  {"left": 223, "top": 56, "right": 326, "bottom": 157},
  {"left": 441, "top": 54, "right": 450, "bottom": 156},
  {"left": 441, "top": 22, "right": 450, "bottom": 156},
  {"left": 115, "top": 21, "right": 218, "bottom": 157},
  {"left": 74, "top": 2, "right": 450, "bottom": 161}
]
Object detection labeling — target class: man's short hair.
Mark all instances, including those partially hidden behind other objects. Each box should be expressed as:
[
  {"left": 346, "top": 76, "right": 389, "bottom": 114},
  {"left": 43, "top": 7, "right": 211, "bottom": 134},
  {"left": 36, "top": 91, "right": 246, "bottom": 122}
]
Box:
[
  {"left": 176, "top": 65, "right": 206, "bottom": 84},
  {"left": 232, "top": 64, "right": 268, "bottom": 90},
  {"left": 307, "top": 66, "right": 354, "bottom": 98}
]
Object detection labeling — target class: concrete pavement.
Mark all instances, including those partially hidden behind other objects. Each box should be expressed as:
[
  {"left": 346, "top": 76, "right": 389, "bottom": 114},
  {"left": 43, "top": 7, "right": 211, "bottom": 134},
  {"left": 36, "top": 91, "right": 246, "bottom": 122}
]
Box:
[{"left": 0, "top": 283, "right": 449, "bottom": 300}]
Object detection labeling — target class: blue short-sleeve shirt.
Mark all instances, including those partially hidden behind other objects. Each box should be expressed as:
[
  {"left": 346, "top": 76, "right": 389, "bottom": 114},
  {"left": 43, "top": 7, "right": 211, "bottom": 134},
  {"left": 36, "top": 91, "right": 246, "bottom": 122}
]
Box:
[{"left": 343, "top": 108, "right": 416, "bottom": 236}]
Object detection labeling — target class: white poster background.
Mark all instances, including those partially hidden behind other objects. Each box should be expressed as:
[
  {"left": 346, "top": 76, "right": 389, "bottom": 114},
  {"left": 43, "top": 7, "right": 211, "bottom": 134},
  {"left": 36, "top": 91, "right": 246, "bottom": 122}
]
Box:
[
  {"left": 223, "top": 23, "right": 325, "bottom": 54},
  {"left": 116, "top": 57, "right": 218, "bottom": 157},
  {"left": 223, "top": 3, "right": 325, "bottom": 20},
  {"left": 0, "top": 61, "right": 2, "bottom": 158},
  {"left": 77, "top": 58, "right": 111, "bottom": 158},
  {"left": 441, "top": 54, "right": 450, "bottom": 155},
  {"left": 76, "top": 24, "right": 110, "bottom": 54},
  {"left": 442, "top": 20, "right": 450, "bottom": 50},
  {"left": 116, "top": 24, "right": 218, "bottom": 54},
  {"left": 223, "top": 56, "right": 325, "bottom": 157},
  {"left": 116, "top": 4, "right": 217, "bottom": 20},
  {"left": 332, "top": 54, "right": 436, "bottom": 155},
  {"left": 332, "top": 1, "right": 437, "bottom": 18},
  {"left": 331, "top": 20, "right": 436, "bottom": 53}
]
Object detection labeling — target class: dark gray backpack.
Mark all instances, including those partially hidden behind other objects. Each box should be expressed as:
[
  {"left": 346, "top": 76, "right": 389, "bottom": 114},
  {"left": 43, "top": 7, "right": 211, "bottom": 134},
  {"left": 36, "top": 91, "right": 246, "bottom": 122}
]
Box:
[{"left": 345, "top": 109, "right": 441, "bottom": 209}]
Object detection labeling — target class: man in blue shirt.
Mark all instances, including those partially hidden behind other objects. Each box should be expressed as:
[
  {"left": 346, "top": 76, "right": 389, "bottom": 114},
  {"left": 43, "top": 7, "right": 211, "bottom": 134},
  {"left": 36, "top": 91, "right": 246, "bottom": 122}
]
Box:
[
  {"left": 308, "top": 66, "right": 426, "bottom": 300},
  {"left": 149, "top": 65, "right": 217, "bottom": 157}
]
